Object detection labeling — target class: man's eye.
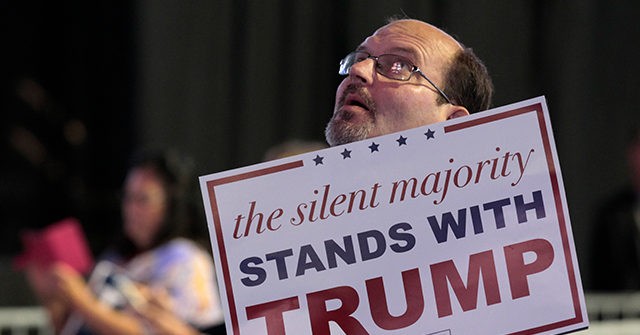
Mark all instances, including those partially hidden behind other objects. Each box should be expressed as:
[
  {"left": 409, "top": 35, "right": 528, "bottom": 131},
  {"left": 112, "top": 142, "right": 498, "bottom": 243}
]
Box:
[
  {"left": 390, "top": 61, "right": 405, "bottom": 74},
  {"left": 380, "top": 56, "right": 411, "bottom": 71}
]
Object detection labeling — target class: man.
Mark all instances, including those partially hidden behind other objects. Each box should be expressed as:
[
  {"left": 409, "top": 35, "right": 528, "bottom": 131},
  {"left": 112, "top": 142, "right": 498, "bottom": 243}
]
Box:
[{"left": 325, "top": 18, "right": 493, "bottom": 146}]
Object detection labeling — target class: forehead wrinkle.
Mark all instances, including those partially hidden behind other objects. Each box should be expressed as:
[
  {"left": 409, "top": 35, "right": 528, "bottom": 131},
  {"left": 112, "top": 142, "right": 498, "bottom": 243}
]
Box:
[
  {"left": 385, "top": 46, "right": 418, "bottom": 58},
  {"left": 378, "top": 20, "right": 460, "bottom": 68},
  {"left": 370, "top": 31, "right": 444, "bottom": 69}
]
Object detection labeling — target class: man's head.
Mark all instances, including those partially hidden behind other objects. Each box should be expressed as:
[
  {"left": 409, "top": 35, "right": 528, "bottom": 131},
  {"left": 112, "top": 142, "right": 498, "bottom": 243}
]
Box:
[{"left": 325, "top": 19, "right": 493, "bottom": 146}]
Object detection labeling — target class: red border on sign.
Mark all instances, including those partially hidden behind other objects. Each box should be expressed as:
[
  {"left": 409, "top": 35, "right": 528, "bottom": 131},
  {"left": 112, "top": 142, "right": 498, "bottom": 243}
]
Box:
[
  {"left": 445, "top": 102, "right": 584, "bottom": 334},
  {"left": 206, "top": 161, "right": 304, "bottom": 335},
  {"left": 206, "top": 102, "right": 584, "bottom": 334}
]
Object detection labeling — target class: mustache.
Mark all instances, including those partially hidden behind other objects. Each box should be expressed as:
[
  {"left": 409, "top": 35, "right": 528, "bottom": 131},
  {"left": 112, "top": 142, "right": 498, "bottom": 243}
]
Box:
[{"left": 337, "top": 84, "right": 375, "bottom": 111}]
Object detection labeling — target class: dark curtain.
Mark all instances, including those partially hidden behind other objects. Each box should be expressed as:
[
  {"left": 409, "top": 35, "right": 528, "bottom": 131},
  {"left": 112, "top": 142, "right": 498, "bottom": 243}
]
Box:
[
  {"left": 134, "top": 0, "right": 640, "bottom": 290},
  {"left": 1, "top": 1, "right": 135, "bottom": 256},
  {"left": 2, "top": 0, "right": 639, "bottom": 300}
]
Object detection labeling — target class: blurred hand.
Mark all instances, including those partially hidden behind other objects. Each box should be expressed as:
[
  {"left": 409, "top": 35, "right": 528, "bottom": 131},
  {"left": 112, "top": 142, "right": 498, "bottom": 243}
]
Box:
[
  {"left": 50, "top": 262, "right": 95, "bottom": 309},
  {"left": 136, "top": 287, "right": 200, "bottom": 335}
]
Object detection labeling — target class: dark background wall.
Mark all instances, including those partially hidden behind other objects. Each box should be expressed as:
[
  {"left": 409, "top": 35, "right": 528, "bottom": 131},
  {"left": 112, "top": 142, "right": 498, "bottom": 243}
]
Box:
[{"left": 1, "top": 0, "right": 639, "bottom": 304}]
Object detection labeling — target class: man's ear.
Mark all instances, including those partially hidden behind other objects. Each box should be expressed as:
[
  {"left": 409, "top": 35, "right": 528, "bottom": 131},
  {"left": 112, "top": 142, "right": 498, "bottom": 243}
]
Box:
[{"left": 446, "top": 105, "right": 469, "bottom": 120}]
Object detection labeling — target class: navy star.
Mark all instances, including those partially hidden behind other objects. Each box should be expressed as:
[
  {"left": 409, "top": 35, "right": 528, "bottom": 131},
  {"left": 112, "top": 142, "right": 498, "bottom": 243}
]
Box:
[
  {"left": 340, "top": 148, "right": 352, "bottom": 159},
  {"left": 396, "top": 135, "right": 407, "bottom": 146},
  {"left": 368, "top": 142, "right": 379, "bottom": 153},
  {"left": 424, "top": 128, "right": 435, "bottom": 139},
  {"left": 312, "top": 155, "right": 324, "bottom": 165}
]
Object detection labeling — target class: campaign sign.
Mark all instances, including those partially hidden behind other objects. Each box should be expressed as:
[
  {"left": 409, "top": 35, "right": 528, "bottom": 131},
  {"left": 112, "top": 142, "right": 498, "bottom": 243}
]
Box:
[{"left": 199, "top": 96, "right": 588, "bottom": 335}]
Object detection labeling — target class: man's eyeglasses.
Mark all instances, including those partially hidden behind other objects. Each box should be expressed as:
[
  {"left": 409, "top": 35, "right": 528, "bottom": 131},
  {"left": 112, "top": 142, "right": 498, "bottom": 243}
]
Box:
[{"left": 339, "top": 51, "right": 453, "bottom": 105}]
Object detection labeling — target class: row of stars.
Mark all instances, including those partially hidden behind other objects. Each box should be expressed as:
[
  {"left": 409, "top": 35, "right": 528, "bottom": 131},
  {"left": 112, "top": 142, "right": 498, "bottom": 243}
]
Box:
[{"left": 313, "top": 128, "right": 436, "bottom": 165}]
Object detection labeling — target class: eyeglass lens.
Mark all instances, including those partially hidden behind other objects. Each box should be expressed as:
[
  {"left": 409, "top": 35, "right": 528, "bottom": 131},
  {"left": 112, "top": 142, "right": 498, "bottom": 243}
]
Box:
[
  {"left": 340, "top": 53, "right": 415, "bottom": 81},
  {"left": 338, "top": 51, "right": 453, "bottom": 105}
]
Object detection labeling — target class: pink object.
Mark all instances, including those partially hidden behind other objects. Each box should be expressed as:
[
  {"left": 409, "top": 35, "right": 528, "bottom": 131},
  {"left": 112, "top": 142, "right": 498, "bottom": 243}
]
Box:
[{"left": 14, "top": 217, "right": 94, "bottom": 275}]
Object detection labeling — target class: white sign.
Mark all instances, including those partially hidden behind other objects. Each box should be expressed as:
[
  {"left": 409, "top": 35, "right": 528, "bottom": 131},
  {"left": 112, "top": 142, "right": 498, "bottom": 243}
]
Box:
[{"left": 200, "top": 96, "right": 588, "bottom": 335}]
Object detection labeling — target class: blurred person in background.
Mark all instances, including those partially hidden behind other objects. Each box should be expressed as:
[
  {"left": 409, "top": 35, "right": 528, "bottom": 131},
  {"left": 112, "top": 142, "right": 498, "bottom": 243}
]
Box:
[
  {"left": 25, "top": 152, "right": 225, "bottom": 335},
  {"left": 590, "top": 126, "right": 640, "bottom": 291}
]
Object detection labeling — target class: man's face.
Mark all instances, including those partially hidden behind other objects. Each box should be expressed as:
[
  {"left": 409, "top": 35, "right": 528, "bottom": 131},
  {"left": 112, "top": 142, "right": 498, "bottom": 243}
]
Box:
[{"left": 325, "top": 20, "right": 465, "bottom": 146}]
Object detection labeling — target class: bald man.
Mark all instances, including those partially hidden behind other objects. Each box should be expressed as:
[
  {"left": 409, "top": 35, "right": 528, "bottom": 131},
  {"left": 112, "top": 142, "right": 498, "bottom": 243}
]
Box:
[{"left": 325, "top": 19, "right": 493, "bottom": 146}]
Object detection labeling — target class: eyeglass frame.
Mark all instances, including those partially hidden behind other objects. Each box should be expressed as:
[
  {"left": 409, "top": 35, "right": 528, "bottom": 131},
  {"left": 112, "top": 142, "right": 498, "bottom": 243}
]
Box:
[{"left": 338, "top": 51, "right": 453, "bottom": 105}]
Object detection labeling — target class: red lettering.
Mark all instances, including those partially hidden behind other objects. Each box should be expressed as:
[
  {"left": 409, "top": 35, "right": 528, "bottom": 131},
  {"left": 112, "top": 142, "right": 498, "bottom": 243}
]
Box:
[
  {"left": 267, "top": 208, "right": 284, "bottom": 231},
  {"left": 504, "top": 238, "right": 554, "bottom": 299},
  {"left": 330, "top": 194, "right": 347, "bottom": 217},
  {"left": 233, "top": 201, "right": 284, "bottom": 238},
  {"left": 307, "top": 286, "right": 369, "bottom": 335},
  {"left": 241, "top": 238, "right": 555, "bottom": 333},
  {"left": 246, "top": 296, "right": 300, "bottom": 335},
  {"left": 431, "top": 250, "right": 501, "bottom": 317},
  {"left": 366, "top": 268, "right": 424, "bottom": 330}
]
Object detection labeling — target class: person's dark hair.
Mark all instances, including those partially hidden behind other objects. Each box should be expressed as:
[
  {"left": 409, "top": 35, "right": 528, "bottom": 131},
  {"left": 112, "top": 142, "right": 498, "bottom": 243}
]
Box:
[
  {"left": 115, "top": 151, "right": 191, "bottom": 258},
  {"left": 440, "top": 47, "right": 494, "bottom": 113}
]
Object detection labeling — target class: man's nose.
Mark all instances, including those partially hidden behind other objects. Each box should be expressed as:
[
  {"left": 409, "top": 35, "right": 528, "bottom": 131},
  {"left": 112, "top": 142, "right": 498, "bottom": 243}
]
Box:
[{"left": 347, "top": 58, "right": 375, "bottom": 84}]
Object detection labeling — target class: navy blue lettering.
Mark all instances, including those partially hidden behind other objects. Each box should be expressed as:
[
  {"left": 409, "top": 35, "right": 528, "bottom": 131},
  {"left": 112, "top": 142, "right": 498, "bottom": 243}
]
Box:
[
  {"left": 483, "top": 198, "right": 511, "bottom": 229},
  {"left": 389, "top": 222, "right": 416, "bottom": 252},
  {"left": 358, "top": 230, "right": 386, "bottom": 261},
  {"left": 296, "top": 245, "right": 327, "bottom": 276},
  {"left": 240, "top": 257, "right": 266, "bottom": 287},
  {"left": 325, "top": 236, "right": 356, "bottom": 269},
  {"left": 514, "top": 190, "right": 546, "bottom": 223},
  {"left": 470, "top": 205, "right": 483, "bottom": 234},
  {"left": 428, "top": 209, "right": 467, "bottom": 243},
  {"left": 266, "top": 249, "right": 294, "bottom": 280}
]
